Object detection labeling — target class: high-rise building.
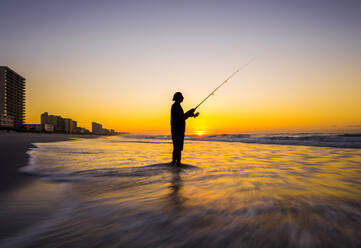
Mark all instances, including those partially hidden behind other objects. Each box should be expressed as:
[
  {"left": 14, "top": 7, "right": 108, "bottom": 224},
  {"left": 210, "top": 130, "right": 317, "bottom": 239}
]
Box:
[
  {"left": 64, "top": 118, "right": 74, "bottom": 134},
  {"left": 0, "top": 66, "right": 25, "bottom": 127},
  {"left": 92, "top": 122, "right": 103, "bottom": 134},
  {"left": 91, "top": 122, "right": 113, "bottom": 135},
  {"left": 41, "top": 112, "right": 64, "bottom": 132}
]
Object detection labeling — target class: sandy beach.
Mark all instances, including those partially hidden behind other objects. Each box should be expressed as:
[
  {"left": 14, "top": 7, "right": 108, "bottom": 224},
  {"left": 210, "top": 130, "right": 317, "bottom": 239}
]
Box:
[{"left": 0, "top": 132, "right": 96, "bottom": 241}]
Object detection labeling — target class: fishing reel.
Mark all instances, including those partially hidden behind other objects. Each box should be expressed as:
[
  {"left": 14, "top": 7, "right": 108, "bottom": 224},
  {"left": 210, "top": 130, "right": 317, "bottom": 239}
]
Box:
[{"left": 194, "top": 112, "right": 200, "bottom": 118}]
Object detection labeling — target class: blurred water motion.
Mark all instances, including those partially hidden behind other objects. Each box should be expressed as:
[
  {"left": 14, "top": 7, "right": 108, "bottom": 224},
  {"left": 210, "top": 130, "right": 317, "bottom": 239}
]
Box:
[{"left": 5, "top": 136, "right": 361, "bottom": 247}]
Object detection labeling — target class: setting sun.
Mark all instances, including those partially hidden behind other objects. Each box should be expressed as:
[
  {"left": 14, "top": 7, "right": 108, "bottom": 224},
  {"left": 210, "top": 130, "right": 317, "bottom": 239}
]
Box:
[{"left": 195, "top": 130, "right": 206, "bottom": 136}]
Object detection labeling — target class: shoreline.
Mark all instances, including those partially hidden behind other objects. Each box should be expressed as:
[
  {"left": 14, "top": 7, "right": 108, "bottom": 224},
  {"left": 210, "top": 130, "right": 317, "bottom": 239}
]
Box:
[
  {"left": 0, "top": 132, "right": 98, "bottom": 241},
  {"left": 0, "top": 132, "right": 98, "bottom": 192}
]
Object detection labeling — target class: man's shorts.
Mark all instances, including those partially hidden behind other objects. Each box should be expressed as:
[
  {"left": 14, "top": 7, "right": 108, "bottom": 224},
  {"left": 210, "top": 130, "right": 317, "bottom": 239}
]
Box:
[{"left": 172, "top": 133, "right": 184, "bottom": 151}]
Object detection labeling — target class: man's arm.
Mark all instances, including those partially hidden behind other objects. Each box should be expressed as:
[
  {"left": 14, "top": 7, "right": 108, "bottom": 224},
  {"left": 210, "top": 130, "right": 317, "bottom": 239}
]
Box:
[{"left": 184, "top": 109, "right": 195, "bottom": 120}]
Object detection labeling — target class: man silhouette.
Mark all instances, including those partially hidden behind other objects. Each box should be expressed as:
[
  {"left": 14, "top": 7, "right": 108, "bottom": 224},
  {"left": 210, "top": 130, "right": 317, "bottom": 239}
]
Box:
[{"left": 171, "top": 92, "right": 199, "bottom": 166}]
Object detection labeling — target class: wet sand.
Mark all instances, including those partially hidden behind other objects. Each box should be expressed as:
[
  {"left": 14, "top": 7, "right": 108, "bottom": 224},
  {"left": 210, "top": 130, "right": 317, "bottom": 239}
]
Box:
[
  {"left": 5, "top": 135, "right": 359, "bottom": 248},
  {"left": 1, "top": 134, "right": 361, "bottom": 247},
  {"left": 0, "top": 132, "right": 95, "bottom": 241}
]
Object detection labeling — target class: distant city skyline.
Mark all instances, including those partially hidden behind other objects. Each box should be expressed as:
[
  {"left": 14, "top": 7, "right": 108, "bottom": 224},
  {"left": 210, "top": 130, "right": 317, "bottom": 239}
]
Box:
[{"left": 1, "top": 0, "right": 360, "bottom": 134}]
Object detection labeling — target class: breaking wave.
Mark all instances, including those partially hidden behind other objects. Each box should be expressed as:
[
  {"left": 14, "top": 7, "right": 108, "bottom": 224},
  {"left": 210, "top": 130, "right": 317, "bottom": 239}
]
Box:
[{"left": 125, "top": 133, "right": 361, "bottom": 148}]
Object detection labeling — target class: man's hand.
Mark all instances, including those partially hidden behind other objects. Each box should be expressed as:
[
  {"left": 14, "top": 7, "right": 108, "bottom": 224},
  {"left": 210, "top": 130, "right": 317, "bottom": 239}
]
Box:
[
  {"left": 194, "top": 112, "right": 200, "bottom": 118},
  {"left": 186, "top": 108, "right": 195, "bottom": 116},
  {"left": 185, "top": 108, "right": 197, "bottom": 118}
]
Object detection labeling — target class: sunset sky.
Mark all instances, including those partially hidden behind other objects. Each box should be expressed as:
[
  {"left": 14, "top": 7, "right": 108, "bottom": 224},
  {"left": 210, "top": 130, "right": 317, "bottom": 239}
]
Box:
[{"left": 1, "top": 0, "right": 360, "bottom": 134}]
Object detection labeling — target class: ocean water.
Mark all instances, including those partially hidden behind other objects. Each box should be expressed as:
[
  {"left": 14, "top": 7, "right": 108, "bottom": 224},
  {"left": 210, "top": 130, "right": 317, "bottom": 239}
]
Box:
[
  {"left": 5, "top": 135, "right": 361, "bottom": 247},
  {"left": 127, "top": 133, "right": 361, "bottom": 148}
]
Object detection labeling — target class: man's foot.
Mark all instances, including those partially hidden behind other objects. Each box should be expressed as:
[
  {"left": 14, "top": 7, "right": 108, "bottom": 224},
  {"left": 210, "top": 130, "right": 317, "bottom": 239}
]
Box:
[
  {"left": 170, "top": 160, "right": 176, "bottom": 165},
  {"left": 176, "top": 162, "right": 181, "bottom": 167}
]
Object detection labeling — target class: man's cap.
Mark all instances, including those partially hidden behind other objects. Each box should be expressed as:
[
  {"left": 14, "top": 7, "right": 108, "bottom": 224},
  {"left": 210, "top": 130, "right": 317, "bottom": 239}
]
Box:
[{"left": 172, "top": 92, "right": 183, "bottom": 101}]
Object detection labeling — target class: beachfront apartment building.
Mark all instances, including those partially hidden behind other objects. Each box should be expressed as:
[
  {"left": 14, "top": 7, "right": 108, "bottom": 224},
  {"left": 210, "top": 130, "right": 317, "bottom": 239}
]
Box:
[
  {"left": 73, "top": 120, "right": 77, "bottom": 129},
  {"left": 41, "top": 112, "right": 81, "bottom": 133},
  {"left": 0, "top": 66, "right": 25, "bottom": 127},
  {"left": 44, "top": 123, "right": 54, "bottom": 132},
  {"left": 92, "top": 122, "right": 115, "bottom": 135},
  {"left": 64, "top": 118, "right": 74, "bottom": 134},
  {"left": 41, "top": 112, "right": 65, "bottom": 132},
  {"left": 0, "top": 115, "right": 14, "bottom": 127},
  {"left": 92, "top": 122, "right": 103, "bottom": 134}
]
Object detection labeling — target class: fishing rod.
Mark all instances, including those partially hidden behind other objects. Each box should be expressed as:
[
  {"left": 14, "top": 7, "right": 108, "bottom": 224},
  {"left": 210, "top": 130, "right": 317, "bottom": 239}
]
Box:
[{"left": 194, "top": 58, "right": 254, "bottom": 111}]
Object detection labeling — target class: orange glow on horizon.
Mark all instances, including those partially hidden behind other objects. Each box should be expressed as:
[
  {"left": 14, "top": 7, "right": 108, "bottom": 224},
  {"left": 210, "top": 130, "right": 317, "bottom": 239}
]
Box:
[
  {"left": 22, "top": 55, "right": 361, "bottom": 134},
  {"left": 1, "top": 1, "right": 360, "bottom": 136},
  {"left": 195, "top": 130, "right": 206, "bottom": 136}
]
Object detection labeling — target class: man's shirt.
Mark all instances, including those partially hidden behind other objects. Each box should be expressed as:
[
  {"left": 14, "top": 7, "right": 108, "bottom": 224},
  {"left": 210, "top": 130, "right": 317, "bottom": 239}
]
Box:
[{"left": 171, "top": 102, "right": 185, "bottom": 134}]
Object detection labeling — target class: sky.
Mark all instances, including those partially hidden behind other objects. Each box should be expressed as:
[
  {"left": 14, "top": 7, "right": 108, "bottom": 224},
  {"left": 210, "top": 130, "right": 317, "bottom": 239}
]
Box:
[{"left": 0, "top": 0, "right": 360, "bottom": 134}]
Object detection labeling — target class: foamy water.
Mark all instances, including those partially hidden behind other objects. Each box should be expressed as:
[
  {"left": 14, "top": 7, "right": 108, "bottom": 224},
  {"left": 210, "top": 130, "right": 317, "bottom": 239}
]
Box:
[{"left": 5, "top": 136, "right": 361, "bottom": 247}]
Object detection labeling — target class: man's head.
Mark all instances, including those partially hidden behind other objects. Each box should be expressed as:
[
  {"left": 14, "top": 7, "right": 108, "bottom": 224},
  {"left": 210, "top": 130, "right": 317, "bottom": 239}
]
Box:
[{"left": 172, "top": 92, "right": 184, "bottom": 103}]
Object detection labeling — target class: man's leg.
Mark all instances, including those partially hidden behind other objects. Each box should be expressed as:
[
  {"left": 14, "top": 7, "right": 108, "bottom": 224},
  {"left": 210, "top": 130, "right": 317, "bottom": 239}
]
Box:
[
  {"left": 171, "top": 134, "right": 177, "bottom": 164},
  {"left": 176, "top": 150, "right": 181, "bottom": 166},
  {"left": 171, "top": 150, "right": 176, "bottom": 164},
  {"left": 176, "top": 134, "right": 184, "bottom": 166}
]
